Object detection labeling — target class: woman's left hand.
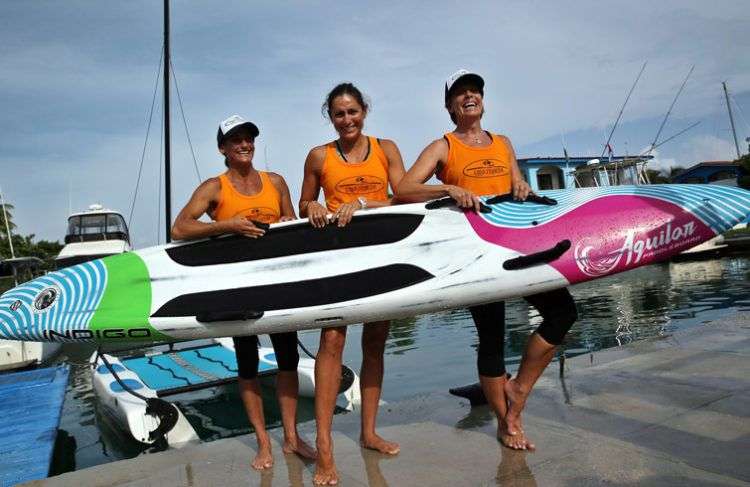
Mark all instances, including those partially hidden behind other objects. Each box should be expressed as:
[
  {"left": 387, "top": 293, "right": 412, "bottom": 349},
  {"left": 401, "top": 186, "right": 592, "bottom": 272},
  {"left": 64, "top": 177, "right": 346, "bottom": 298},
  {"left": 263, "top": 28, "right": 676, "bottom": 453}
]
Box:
[
  {"left": 333, "top": 200, "right": 361, "bottom": 227},
  {"left": 512, "top": 178, "right": 531, "bottom": 201}
]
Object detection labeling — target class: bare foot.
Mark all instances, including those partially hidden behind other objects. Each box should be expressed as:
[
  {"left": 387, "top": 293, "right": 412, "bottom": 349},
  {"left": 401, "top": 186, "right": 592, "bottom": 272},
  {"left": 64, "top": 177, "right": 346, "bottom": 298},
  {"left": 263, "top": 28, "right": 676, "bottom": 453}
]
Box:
[
  {"left": 503, "top": 378, "right": 535, "bottom": 450},
  {"left": 497, "top": 421, "right": 534, "bottom": 451},
  {"left": 251, "top": 442, "right": 273, "bottom": 470},
  {"left": 360, "top": 433, "right": 400, "bottom": 455},
  {"left": 314, "top": 439, "right": 338, "bottom": 485},
  {"left": 282, "top": 436, "right": 317, "bottom": 461}
]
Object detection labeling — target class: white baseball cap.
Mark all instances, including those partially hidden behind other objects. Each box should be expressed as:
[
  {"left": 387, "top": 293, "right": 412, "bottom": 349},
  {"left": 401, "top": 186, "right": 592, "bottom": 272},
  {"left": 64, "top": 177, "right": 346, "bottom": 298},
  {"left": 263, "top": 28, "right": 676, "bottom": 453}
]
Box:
[
  {"left": 444, "top": 69, "right": 484, "bottom": 104},
  {"left": 216, "top": 115, "right": 259, "bottom": 147}
]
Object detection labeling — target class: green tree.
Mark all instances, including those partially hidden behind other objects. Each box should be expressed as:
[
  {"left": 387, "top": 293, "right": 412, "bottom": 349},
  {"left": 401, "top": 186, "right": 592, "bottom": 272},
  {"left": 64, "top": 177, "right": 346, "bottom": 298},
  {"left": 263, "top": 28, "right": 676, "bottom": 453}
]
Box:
[
  {"left": 0, "top": 202, "right": 17, "bottom": 239},
  {"left": 668, "top": 166, "right": 686, "bottom": 180},
  {"left": 736, "top": 154, "right": 750, "bottom": 189},
  {"left": 646, "top": 169, "right": 670, "bottom": 184},
  {"left": 0, "top": 233, "right": 63, "bottom": 271}
]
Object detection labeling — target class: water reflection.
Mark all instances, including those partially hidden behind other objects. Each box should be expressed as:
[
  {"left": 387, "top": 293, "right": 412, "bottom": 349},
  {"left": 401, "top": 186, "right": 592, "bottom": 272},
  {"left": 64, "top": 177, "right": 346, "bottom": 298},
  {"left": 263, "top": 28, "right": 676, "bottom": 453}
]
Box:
[{"left": 496, "top": 448, "right": 537, "bottom": 486}]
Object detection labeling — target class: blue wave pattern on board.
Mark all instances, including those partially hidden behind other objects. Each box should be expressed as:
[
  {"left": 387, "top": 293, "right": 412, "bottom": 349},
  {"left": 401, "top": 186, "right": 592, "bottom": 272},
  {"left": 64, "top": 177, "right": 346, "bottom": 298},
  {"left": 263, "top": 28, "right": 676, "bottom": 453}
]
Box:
[
  {"left": 0, "top": 260, "right": 107, "bottom": 341},
  {"left": 480, "top": 185, "right": 750, "bottom": 233}
]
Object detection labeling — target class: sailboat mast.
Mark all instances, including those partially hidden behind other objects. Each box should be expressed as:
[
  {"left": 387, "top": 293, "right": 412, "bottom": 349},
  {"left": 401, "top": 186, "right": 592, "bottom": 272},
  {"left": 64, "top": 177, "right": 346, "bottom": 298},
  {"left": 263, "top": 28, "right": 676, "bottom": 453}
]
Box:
[
  {"left": 601, "top": 61, "right": 647, "bottom": 158},
  {"left": 0, "top": 186, "right": 15, "bottom": 260},
  {"left": 723, "top": 81, "right": 741, "bottom": 159},
  {"left": 163, "top": 0, "right": 172, "bottom": 243}
]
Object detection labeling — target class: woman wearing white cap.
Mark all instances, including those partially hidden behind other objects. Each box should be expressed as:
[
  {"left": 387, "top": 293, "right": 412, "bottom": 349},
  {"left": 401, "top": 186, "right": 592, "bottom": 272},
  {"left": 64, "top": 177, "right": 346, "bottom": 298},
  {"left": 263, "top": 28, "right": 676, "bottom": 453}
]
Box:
[
  {"left": 396, "top": 71, "right": 578, "bottom": 451},
  {"left": 172, "top": 115, "right": 316, "bottom": 469}
]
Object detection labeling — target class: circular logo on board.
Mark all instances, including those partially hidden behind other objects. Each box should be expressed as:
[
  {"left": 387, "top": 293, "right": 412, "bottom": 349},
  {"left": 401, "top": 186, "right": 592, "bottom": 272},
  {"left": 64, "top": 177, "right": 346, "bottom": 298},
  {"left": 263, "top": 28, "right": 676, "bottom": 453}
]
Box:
[
  {"left": 463, "top": 159, "right": 509, "bottom": 178},
  {"left": 335, "top": 175, "right": 385, "bottom": 195},
  {"left": 34, "top": 286, "right": 60, "bottom": 312},
  {"left": 9, "top": 300, "right": 22, "bottom": 312}
]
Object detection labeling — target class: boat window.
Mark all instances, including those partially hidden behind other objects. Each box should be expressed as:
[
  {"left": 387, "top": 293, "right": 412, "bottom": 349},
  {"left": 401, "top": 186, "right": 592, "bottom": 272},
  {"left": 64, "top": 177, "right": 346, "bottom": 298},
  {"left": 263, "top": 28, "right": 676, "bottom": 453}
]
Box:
[
  {"left": 64, "top": 213, "right": 130, "bottom": 244},
  {"left": 79, "top": 215, "right": 106, "bottom": 235},
  {"left": 166, "top": 213, "right": 424, "bottom": 266}
]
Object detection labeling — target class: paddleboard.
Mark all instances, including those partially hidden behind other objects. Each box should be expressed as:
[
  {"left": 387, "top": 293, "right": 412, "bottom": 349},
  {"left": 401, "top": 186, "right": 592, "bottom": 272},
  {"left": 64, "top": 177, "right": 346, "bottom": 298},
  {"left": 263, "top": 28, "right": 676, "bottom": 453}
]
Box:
[{"left": 2, "top": 185, "right": 749, "bottom": 344}]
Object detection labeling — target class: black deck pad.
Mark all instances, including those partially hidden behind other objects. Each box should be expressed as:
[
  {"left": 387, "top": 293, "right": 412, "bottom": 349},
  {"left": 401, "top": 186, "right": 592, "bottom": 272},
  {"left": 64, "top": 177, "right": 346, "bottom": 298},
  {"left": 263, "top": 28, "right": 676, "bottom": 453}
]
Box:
[
  {"left": 152, "top": 264, "right": 434, "bottom": 318},
  {"left": 166, "top": 214, "right": 424, "bottom": 266}
]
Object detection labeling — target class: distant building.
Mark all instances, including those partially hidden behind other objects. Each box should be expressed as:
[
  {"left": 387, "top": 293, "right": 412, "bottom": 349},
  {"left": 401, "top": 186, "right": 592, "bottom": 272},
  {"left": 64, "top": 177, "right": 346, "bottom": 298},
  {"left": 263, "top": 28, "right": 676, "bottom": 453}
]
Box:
[
  {"left": 669, "top": 161, "right": 743, "bottom": 185},
  {"left": 518, "top": 155, "right": 654, "bottom": 191}
]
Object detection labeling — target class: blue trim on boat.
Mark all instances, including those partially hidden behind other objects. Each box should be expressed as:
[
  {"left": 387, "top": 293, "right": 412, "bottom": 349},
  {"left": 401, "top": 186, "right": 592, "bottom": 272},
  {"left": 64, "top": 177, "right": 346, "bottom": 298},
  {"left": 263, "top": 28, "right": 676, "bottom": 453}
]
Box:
[
  {"left": 109, "top": 378, "right": 144, "bottom": 392},
  {"left": 0, "top": 364, "right": 69, "bottom": 486},
  {"left": 121, "top": 343, "right": 276, "bottom": 392}
]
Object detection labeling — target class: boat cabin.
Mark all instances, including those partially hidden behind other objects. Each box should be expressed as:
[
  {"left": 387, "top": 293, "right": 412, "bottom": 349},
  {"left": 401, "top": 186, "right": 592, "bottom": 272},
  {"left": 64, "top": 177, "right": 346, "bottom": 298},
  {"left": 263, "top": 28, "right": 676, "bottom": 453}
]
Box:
[
  {"left": 518, "top": 155, "right": 654, "bottom": 191},
  {"left": 56, "top": 204, "right": 131, "bottom": 268}
]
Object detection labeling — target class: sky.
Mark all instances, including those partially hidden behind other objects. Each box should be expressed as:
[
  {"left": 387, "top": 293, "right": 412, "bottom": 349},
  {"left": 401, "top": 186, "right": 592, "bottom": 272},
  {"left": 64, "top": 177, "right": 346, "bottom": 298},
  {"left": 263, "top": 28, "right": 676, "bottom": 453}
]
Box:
[{"left": 1, "top": 0, "right": 749, "bottom": 248}]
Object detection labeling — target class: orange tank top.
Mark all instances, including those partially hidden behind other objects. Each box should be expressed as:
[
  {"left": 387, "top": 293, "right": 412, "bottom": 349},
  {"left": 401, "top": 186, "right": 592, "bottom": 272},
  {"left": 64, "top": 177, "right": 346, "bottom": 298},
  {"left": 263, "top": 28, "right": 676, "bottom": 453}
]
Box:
[
  {"left": 212, "top": 171, "right": 281, "bottom": 224},
  {"left": 437, "top": 132, "right": 512, "bottom": 196},
  {"left": 319, "top": 136, "right": 390, "bottom": 212}
]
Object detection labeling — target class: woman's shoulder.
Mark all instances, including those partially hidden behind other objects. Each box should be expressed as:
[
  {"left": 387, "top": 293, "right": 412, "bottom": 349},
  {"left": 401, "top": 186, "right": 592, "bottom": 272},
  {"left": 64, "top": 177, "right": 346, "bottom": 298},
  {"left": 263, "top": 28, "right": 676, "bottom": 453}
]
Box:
[
  {"left": 306, "top": 144, "right": 329, "bottom": 163},
  {"left": 202, "top": 175, "right": 224, "bottom": 191},
  {"left": 264, "top": 171, "right": 289, "bottom": 187}
]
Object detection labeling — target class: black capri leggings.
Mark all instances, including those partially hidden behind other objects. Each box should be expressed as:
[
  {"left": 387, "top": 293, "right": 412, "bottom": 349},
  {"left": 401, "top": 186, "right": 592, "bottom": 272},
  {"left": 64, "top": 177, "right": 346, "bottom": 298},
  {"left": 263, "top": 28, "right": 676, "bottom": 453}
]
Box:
[
  {"left": 469, "top": 287, "right": 578, "bottom": 377},
  {"left": 233, "top": 331, "right": 299, "bottom": 380}
]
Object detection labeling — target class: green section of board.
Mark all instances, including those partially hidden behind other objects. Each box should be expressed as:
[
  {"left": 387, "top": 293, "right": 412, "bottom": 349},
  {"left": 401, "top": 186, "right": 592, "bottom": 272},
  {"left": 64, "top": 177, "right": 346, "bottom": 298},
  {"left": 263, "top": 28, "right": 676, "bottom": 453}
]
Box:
[{"left": 89, "top": 253, "right": 169, "bottom": 342}]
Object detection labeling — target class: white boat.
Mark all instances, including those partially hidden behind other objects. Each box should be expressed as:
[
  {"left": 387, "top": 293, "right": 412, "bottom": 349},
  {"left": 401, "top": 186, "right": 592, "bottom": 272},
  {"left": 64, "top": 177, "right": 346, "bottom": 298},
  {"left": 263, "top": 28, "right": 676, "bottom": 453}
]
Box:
[
  {"left": 0, "top": 257, "right": 61, "bottom": 370},
  {"left": 56, "top": 204, "right": 131, "bottom": 269},
  {"left": 91, "top": 339, "right": 360, "bottom": 445},
  {"left": 0, "top": 340, "right": 61, "bottom": 372}
]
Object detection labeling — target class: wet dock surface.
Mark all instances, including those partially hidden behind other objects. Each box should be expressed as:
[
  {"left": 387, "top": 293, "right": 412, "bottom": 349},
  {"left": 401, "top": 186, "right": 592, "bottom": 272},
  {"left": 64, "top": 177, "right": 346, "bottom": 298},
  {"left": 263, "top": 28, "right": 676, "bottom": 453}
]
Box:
[{"left": 27, "top": 312, "right": 750, "bottom": 486}]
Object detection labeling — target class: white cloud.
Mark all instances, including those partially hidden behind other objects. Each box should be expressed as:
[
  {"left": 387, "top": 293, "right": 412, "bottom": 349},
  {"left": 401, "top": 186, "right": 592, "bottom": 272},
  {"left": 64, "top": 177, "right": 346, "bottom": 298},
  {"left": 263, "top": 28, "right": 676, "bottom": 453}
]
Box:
[
  {"left": 679, "top": 135, "right": 739, "bottom": 165},
  {"left": 642, "top": 148, "right": 678, "bottom": 173}
]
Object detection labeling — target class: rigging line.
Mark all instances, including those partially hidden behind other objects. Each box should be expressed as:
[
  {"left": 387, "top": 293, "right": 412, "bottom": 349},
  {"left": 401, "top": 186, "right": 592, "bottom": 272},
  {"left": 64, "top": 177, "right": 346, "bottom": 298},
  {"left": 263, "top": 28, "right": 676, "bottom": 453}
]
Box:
[
  {"left": 728, "top": 91, "right": 750, "bottom": 132},
  {"left": 601, "top": 61, "right": 648, "bottom": 157},
  {"left": 649, "top": 121, "right": 702, "bottom": 152},
  {"left": 128, "top": 47, "right": 164, "bottom": 230},
  {"left": 169, "top": 59, "right": 202, "bottom": 182},
  {"left": 647, "top": 65, "right": 694, "bottom": 155},
  {"left": 158, "top": 94, "right": 164, "bottom": 245}
]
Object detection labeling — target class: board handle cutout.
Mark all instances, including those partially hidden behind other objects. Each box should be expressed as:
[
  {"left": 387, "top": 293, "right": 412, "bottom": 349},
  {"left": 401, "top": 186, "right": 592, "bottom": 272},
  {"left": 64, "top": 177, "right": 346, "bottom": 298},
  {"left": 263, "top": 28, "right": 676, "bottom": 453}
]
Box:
[
  {"left": 425, "top": 197, "right": 492, "bottom": 213},
  {"left": 502, "top": 240, "right": 571, "bottom": 270},
  {"left": 486, "top": 193, "right": 558, "bottom": 206},
  {"left": 196, "top": 310, "right": 265, "bottom": 323}
]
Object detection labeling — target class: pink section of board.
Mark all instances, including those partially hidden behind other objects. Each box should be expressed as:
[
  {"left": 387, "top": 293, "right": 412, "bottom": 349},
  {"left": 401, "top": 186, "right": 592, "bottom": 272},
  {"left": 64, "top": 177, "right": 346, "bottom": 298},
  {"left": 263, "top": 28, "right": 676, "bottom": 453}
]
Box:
[{"left": 466, "top": 195, "right": 716, "bottom": 284}]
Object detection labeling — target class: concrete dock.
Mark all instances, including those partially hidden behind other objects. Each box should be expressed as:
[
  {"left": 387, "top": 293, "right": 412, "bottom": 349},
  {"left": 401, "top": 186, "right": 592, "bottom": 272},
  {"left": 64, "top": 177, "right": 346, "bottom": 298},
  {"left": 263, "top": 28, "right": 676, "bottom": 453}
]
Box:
[{"left": 28, "top": 312, "right": 750, "bottom": 486}]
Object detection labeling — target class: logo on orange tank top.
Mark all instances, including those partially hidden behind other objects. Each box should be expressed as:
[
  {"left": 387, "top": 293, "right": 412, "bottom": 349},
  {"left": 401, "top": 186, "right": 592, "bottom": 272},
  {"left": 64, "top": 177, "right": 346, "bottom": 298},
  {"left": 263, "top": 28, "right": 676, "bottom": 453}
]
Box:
[
  {"left": 463, "top": 159, "right": 509, "bottom": 178},
  {"left": 234, "top": 207, "right": 279, "bottom": 224},
  {"left": 334, "top": 175, "right": 386, "bottom": 195}
]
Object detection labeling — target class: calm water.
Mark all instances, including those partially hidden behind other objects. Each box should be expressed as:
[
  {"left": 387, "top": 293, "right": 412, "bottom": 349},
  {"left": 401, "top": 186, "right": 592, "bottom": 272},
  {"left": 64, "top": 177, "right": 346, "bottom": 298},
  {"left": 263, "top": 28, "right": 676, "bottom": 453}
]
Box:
[{"left": 51, "top": 255, "right": 750, "bottom": 473}]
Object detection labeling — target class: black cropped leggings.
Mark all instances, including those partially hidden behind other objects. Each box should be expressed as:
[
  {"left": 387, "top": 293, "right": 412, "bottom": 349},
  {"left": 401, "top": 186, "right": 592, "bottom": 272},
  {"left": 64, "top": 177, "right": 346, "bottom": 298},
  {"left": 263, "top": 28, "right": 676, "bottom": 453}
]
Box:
[
  {"left": 233, "top": 332, "right": 299, "bottom": 380},
  {"left": 469, "top": 287, "right": 578, "bottom": 377}
]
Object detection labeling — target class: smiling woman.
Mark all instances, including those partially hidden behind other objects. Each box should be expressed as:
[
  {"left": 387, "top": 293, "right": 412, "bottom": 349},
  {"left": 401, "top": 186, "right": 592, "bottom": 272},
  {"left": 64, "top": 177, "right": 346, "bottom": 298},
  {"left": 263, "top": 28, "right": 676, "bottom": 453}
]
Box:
[
  {"left": 395, "top": 69, "right": 578, "bottom": 453},
  {"left": 169, "top": 114, "right": 316, "bottom": 470},
  {"left": 298, "top": 82, "right": 407, "bottom": 486}
]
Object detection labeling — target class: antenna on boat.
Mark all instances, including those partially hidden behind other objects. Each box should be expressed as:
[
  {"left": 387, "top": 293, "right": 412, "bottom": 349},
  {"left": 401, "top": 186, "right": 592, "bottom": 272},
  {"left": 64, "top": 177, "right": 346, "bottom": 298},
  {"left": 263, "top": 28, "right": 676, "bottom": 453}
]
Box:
[
  {"left": 0, "top": 186, "right": 15, "bottom": 261},
  {"left": 723, "top": 81, "right": 742, "bottom": 159},
  {"left": 601, "top": 61, "right": 647, "bottom": 158},
  {"left": 163, "top": 0, "right": 172, "bottom": 243},
  {"left": 646, "top": 65, "right": 694, "bottom": 156}
]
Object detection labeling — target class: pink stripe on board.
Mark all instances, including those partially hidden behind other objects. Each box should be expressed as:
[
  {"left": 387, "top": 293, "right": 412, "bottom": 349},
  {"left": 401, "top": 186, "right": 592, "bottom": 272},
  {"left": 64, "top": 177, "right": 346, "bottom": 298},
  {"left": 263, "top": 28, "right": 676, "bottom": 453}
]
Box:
[{"left": 466, "top": 195, "right": 716, "bottom": 284}]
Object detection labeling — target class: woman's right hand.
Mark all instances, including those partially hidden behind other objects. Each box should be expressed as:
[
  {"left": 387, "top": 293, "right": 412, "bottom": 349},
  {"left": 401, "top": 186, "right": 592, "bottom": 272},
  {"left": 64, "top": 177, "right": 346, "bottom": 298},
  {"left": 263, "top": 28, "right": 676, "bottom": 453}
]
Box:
[
  {"left": 306, "top": 201, "right": 329, "bottom": 228},
  {"left": 225, "top": 216, "right": 266, "bottom": 238},
  {"left": 446, "top": 185, "right": 482, "bottom": 213}
]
